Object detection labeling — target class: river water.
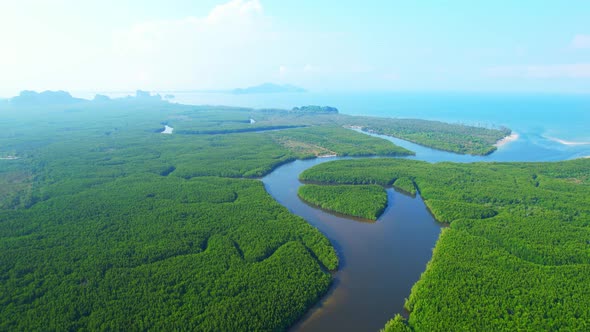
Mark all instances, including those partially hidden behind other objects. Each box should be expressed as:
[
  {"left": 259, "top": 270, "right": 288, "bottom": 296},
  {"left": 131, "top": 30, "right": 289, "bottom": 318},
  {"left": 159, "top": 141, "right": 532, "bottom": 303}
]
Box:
[
  {"left": 262, "top": 129, "right": 585, "bottom": 331},
  {"left": 263, "top": 157, "right": 441, "bottom": 332}
]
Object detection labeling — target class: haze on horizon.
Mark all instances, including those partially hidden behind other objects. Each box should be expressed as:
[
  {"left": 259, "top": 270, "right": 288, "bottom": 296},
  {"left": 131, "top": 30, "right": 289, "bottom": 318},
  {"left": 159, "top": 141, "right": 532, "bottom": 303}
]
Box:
[{"left": 1, "top": 0, "right": 590, "bottom": 97}]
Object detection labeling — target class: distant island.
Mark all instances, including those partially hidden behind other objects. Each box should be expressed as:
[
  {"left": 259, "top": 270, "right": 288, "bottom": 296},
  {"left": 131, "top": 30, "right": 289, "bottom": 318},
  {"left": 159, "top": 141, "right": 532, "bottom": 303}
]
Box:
[
  {"left": 232, "top": 83, "right": 306, "bottom": 94},
  {"left": 7, "top": 90, "right": 165, "bottom": 106},
  {"left": 10, "top": 90, "right": 86, "bottom": 106},
  {"left": 292, "top": 105, "right": 338, "bottom": 114}
]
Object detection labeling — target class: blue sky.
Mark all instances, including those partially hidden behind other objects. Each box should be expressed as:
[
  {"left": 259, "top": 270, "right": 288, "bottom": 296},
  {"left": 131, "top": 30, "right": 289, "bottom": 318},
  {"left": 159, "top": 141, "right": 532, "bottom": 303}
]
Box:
[{"left": 1, "top": 0, "right": 589, "bottom": 95}]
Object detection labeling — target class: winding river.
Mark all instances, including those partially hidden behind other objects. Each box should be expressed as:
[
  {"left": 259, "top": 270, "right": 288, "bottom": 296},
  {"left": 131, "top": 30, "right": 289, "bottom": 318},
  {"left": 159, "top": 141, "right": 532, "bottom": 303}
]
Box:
[
  {"left": 263, "top": 157, "right": 440, "bottom": 332},
  {"left": 262, "top": 131, "right": 581, "bottom": 331}
]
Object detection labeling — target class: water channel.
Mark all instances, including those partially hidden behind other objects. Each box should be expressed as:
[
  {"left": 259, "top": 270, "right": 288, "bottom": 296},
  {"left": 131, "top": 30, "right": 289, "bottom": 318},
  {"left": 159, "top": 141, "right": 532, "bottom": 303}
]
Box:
[{"left": 262, "top": 131, "right": 578, "bottom": 331}]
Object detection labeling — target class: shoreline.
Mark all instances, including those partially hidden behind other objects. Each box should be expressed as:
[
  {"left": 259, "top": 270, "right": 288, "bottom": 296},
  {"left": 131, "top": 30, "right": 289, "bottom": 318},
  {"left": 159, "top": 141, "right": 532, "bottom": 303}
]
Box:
[
  {"left": 494, "top": 133, "right": 519, "bottom": 147},
  {"left": 545, "top": 136, "right": 590, "bottom": 146},
  {"left": 161, "top": 125, "right": 174, "bottom": 134},
  {"left": 317, "top": 154, "right": 338, "bottom": 158}
]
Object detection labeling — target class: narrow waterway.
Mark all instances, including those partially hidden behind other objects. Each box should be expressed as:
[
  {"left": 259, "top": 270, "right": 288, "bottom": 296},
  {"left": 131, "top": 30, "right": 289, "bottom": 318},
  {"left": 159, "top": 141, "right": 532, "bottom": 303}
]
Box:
[
  {"left": 262, "top": 157, "right": 442, "bottom": 332},
  {"left": 262, "top": 129, "right": 576, "bottom": 331}
]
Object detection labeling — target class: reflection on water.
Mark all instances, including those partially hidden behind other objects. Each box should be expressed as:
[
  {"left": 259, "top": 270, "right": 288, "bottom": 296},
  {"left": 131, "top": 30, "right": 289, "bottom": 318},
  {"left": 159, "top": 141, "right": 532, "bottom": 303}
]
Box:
[{"left": 263, "top": 158, "right": 441, "bottom": 332}]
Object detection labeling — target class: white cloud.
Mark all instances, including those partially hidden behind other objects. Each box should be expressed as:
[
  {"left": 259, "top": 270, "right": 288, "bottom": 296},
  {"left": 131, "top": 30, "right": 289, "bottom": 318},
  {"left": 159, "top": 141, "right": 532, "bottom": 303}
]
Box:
[
  {"left": 110, "top": 0, "right": 272, "bottom": 89},
  {"left": 98, "top": 0, "right": 377, "bottom": 91},
  {"left": 0, "top": 0, "right": 395, "bottom": 94},
  {"left": 0, "top": 0, "right": 275, "bottom": 94},
  {"left": 115, "top": 0, "right": 267, "bottom": 54},
  {"left": 206, "top": 0, "right": 262, "bottom": 24},
  {"left": 572, "top": 34, "right": 590, "bottom": 49},
  {"left": 484, "top": 64, "right": 590, "bottom": 79}
]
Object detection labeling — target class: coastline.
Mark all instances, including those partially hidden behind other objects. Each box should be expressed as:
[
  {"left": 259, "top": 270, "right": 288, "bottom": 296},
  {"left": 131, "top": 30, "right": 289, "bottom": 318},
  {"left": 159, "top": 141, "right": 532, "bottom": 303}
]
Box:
[
  {"left": 545, "top": 136, "right": 590, "bottom": 146},
  {"left": 494, "top": 133, "right": 519, "bottom": 147},
  {"left": 161, "top": 125, "right": 174, "bottom": 134}
]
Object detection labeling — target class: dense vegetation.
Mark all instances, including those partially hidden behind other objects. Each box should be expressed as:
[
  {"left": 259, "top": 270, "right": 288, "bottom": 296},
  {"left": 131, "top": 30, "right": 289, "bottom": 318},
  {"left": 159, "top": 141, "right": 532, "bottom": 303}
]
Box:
[
  {"left": 0, "top": 176, "right": 337, "bottom": 331},
  {"left": 392, "top": 177, "right": 416, "bottom": 195},
  {"left": 268, "top": 126, "right": 413, "bottom": 158},
  {"left": 0, "top": 96, "right": 345, "bottom": 330},
  {"left": 292, "top": 105, "right": 338, "bottom": 113},
  {"left": 196, "top": 106, "right": 507, "bottom": 156},
  {"left": 298, "top": 184, "right": 387, "bottom": 220},
  {"left": 382, "top": 315, "right": 412, "bottom": 332},
  {"left": 0, "top": 91, "right": 515, "bottom": 330},
  {"left": 301, "top": 158, "right": 590, "bottom": 331},
  {"left": 347, "top": 117, "right": 511, "bottom": 155}
]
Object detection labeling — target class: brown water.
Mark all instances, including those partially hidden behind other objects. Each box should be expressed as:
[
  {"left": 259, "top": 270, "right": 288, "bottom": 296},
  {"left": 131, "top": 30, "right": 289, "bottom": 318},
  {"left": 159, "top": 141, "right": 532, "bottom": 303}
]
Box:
[{"left": 262, "top": 157, "right": 442, "bottom": 332}]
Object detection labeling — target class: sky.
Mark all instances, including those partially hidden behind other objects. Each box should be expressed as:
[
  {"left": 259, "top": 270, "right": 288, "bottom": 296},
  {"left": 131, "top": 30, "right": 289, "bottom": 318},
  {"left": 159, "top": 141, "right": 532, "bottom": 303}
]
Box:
[{"left": 1, "top": 0, "right": 589, "bottom": 96}]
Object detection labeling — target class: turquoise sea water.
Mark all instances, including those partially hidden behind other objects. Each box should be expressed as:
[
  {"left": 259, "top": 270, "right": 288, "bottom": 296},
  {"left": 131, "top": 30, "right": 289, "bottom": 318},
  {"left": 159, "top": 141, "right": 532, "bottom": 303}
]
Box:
[{"left": 167, "top": 91, "right": 590, "bottom": 161}]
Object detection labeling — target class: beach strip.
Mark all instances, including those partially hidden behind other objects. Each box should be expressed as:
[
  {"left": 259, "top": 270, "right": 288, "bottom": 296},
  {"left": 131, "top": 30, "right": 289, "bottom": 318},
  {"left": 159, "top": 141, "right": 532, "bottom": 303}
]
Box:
[
  {"left": 495, "top": 133, "right": 519, "bottom": 147},
  {"left": 545, "top": 136, "right": 590, "bottom": 146}
]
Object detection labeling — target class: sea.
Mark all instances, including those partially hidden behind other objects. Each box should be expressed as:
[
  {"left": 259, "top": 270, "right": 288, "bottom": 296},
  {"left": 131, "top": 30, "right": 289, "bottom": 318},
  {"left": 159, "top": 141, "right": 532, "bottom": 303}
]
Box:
[{"left": 76, "top": 91, "right": 590, "bottom": 162}]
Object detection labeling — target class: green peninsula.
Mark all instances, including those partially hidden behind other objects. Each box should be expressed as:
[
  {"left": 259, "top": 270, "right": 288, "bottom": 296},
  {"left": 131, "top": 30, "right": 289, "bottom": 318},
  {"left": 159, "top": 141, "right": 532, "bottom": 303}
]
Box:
[
  {"left": 349, "top": 117, "right": 511, "bottom": 155},
  {"left": 298, "top": 184, "right": 387, "bottom": 220}
]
